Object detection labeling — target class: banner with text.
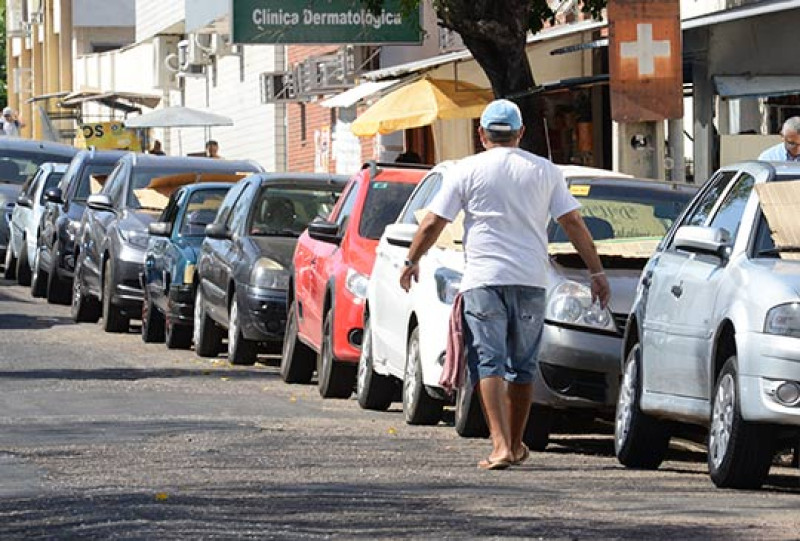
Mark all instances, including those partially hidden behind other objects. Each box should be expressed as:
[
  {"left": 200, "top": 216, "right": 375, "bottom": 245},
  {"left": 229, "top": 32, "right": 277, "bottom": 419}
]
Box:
[{"left": 231, "top": 0, "right": 422, "bottom": 44}]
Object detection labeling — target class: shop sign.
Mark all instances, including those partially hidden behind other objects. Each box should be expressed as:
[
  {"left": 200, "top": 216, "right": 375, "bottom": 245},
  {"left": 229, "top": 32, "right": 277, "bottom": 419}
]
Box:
[
  {"left": 77, "top": 122, "right": 144, "bottom": 152},
  {"left": 609, "top": 0, "right": 683, "bottom": 122},
  {"left": 231, "top": 0, "right": 422, "bottom": 44}
]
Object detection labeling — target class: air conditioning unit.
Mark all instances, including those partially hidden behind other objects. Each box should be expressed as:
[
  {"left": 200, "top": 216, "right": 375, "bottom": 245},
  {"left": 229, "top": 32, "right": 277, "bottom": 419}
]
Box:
[
  {"left": 188, "top": 34, "right": 212, "bottom": 66},
  {"left": 154, "top": 35, "right": 180, "bottom": 90},
  {"left": 260, "top": 72, "right": 297, "bottom": 103},
  {"left": 211, "top": 34, "right": 233, "bottom": 58}
]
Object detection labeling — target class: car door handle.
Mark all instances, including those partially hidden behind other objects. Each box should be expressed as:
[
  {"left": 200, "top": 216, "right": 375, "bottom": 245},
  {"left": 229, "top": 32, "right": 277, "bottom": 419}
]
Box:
[{"left": 670, "top": 283, "right": 683, "bottom": 298}]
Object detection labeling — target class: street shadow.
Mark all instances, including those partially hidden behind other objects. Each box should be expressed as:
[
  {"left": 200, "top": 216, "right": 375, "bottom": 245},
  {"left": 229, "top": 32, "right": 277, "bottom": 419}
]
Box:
[
  {"left": 0, "top": 285, "right": 34, "bottom": 304},
  {"left": 0, "top": 314, "right": 73, "bottom": 330},
  {"left": 0, "top": 367, "right": 280, "bottom": 382}
]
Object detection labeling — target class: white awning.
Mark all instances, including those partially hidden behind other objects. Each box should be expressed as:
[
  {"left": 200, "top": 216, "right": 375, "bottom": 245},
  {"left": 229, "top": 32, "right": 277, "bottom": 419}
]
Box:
[
  {"left": 715, "top": 75, "right": 800, "bottom": 99},
  {"left": 683, "top": 0, "right": 800, "bottom": 30},
  {"left": 320, "top": 80, "right": 401, "bottom": 109}
]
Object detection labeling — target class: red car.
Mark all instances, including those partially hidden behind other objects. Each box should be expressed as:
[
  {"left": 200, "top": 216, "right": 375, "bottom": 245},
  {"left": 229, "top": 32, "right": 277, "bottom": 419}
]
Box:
[{"left": 282, "top": 162, "right": 427, "bottom": 398}]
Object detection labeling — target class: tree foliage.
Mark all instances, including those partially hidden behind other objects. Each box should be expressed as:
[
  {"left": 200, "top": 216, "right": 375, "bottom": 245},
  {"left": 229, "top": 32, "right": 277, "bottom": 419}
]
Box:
[{"left": 364, "top": 0, "right": 607, "bottom": 155}]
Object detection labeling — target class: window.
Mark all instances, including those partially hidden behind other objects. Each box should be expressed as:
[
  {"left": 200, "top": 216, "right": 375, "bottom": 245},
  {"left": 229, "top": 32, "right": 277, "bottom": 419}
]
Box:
[
  {"left": 75, "top": 163, "right": 117, "bottom": 201},
  {"left": 683, "top": 171, "right": 737, "bottom": 227},
  {"left": 214, "top": 182, "right": 247, "bottom": 226},
  {"left": 708, "top": 173, "right": 756, "bottom": 240},
  {"left": 38, "top": 172, "right": 64, "bottom": 205},
  {"left": 400, "top": 173, "right": 442, "bottom": 224},
  {"left": 249, "top": 185, "right": 343, "bottom": 237},
  {"left": 0, "top": 150, "right": 73, "bottom": 186},
  {"left": 159, "top": 189, "right": 183, "bottom": 225},
  {"left": 20, "top": 170, "right": 41, "bottom": 197},
  {"left": 333, "top": 181, "right": 359, "bottom": 229},
  {"left": 227, "top": 183, "right": 256, "bottom": 233},
  {"left": 359, "top": 181, "right": 417, "bottom": 240},
  {"left": 179, "top": 189, "right": 229, "bottom": 237},
  {"left": 103, "top": 167, "right": 127, "bottom": 208}
]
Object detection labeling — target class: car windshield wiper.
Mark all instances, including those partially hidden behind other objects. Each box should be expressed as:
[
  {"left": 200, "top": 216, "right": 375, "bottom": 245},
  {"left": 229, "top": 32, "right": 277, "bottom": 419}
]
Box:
[
  {"left": 137, "top": 206, "right": 164, "bottom": 212},
  {"left": 756, "top": 246, "right": 800, "bottom": 256},
  {"left": 251, "top": 228, "right": 300, "bottom": 237}
]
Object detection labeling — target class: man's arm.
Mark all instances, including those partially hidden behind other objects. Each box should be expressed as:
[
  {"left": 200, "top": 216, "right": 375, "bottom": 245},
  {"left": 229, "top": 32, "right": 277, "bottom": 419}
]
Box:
[
  {"left": 556, "top": 209, "right": 611, "bottom": 307},
  {"left": 399, "top": 212, "right": 449, "bottom": 292}
]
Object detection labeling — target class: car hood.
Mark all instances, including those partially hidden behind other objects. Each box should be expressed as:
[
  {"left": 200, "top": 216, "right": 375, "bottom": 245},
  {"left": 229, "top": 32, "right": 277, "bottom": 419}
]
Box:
[
  {"left": 120, "top": 209, "right": 159, "bottom": 234},
  {"left": 250, "top": 236, "right": 298, "bottom": 269},
  {"left": 743, "top": 258, "right": 800, "bottom": 306}
]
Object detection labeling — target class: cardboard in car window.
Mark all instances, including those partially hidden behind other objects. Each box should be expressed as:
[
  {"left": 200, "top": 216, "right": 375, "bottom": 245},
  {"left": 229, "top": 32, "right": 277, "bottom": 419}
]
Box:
[
  {"left": 755, "top": 181, "right": 800, "bottom": 260},
  {"left": 413, "top": 209, "right": 464, "bottom": 251}
]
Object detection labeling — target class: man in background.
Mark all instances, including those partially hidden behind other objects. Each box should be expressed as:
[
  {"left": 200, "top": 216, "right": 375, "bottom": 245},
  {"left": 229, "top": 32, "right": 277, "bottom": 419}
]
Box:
[
  {"left": 1, "top": 107, "right": 26, "bottom": 137},
  {"left": 759, "top": 117, "right": 800, "bottom": 161}
]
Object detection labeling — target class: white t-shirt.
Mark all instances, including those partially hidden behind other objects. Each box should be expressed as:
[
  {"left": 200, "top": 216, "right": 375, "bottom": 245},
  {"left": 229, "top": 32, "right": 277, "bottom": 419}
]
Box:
[
  {"left": 427, "top": 147, "right": 579, "bottom": 292},
  {"left": 1, "top": 120, "right": 21, "bottom": 137}
]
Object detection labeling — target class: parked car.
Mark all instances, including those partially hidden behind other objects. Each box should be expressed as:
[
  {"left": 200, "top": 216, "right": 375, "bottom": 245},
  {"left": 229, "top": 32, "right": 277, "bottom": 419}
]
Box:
[
  {"left": 359, "top": 165, "right": 696, "bottom": 451},
  {"left": 281, "top": 162, "right": 427, "bottom": 398},
  {"left": 141, "top": 181, "right": 238, "bottom": 349},
  {"left": 71, "top": 154, "right": 262, "bottom": 333},
  {"left": 6, "top": 163, "right": 66, "bottom": 290},
  {"left": 615, "top": 161, "right": 800, "bottom": 489},
  {"left": 194, "top": 173, "right": 347, "bottom": 365},
  {"left": 1, "top": 138, "right": 77, "bottom": 273},
  {"left": 35, "top": 149, "right": 127, "bottom": 304}
]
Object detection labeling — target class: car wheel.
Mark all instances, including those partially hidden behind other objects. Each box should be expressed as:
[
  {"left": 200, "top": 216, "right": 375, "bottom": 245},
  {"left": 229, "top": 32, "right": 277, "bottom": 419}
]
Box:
[
  {"left": 403, "top": 327, "right": 444, "bottom": 425},
  {"left": 455, "top": 382, "right": 489, "bottom": 438},
  {"left": 614, "top": 343, "right": 671, "bottom": 469},
  {"left": 356, "top": 315, "right": 394, "bottom": 411},
  {"left": 165, "top": 314, "right": 193, "bottom": 349},
  {"left": 71, "top": 255, "right": 100, "bottom": 323},
  {"left": 280, "top": 300, "right": 316, "bottom": 383},
  {"left": 16, "top": 241, "right": 31, "bottom": 286},
  {"left": 228, "top": 296, "right": 257, "bottom": 365},
  {"left": 523, "top": 405, "right": 555, "bottom": 452},
  {"left": 193, "top": 286, "right": 223, "bottom": 357},
  {"left": 3, "top": 245, "right": 17, "bottom": 280},
  {"left": 708, "top": 357, "right": 775, "bottom": 489},
  {"left": 101, "top": 259, "right": 129, "bottom": 333},
  {"left": 317, "top": 310, "right": 356, "bottom": 399},
  {"left": 30, "top": 247, "right": 48, "bottom": 298},
  {"left": 141, "top": 287, "right": 165, "bottom": 343},
  {"left": 46, "top": 241, "right": 71, "bottom": 305}
]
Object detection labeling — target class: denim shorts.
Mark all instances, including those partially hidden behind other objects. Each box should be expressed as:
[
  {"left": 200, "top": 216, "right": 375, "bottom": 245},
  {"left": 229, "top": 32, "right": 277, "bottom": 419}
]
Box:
[{"left": 462, "top": 285, "right": 546, "bottom": 385}]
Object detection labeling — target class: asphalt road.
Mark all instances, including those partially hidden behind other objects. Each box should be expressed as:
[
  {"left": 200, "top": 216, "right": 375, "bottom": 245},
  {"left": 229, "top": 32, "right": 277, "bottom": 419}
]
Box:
[{"left": 0, "top": 279, "right": 798, "bottom": 540}]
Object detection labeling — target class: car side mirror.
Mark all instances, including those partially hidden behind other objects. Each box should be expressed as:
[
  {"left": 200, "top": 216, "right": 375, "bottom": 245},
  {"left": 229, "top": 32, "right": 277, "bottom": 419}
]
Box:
[
  {"left": 307, "top": 219, "right": 342, "bottom": 245},
  {"left": 384, "top": 223, "right": 418, "bottom": 248},
  {"left": 204, "top": 222, "right": 231, "bottom": 240},
  {"left": 673, "top": 225, "right": 731, "bottom": 258},
  {"left": 148, "top": 221, "right": 172, "bottom": 237},
  {"left": 86, "top": 194, "right": 114, "bottom": 212},
  {"left": 44, "top": 188, "right": 63, "bottom": 204},
  {"left": 16, "top": 194, "right": 33, "bottom": 208}
]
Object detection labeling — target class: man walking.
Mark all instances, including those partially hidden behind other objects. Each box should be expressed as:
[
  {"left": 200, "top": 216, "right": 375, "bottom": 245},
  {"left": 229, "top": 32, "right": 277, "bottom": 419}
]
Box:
[
  {"left": 400, "top": 99, "right": 610, "bottom": 470},
  {"left": 759, "top": 117, "right": 800, "bottom": 161}
]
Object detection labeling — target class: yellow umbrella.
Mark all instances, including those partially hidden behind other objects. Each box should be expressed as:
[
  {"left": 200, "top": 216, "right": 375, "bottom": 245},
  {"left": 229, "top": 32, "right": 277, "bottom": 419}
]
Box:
[{"left": 351, "top": 78, "right": 493, "bottom": 137}]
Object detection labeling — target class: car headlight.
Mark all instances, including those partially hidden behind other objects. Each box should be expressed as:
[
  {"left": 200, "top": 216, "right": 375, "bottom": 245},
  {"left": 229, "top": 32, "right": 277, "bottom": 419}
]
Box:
[
  {"left": 345, "top": 268, "right": 369, "bottom": 299},
  {"left": 546, "top": 281, "right": 616, "bottom": 332},
  {"left": 250, "top": 257, "right": 289, "bottom": 290},
  {"left": 765, "top": 302, "right": 800, "bottom": 338},
  {"left": 434, "top": 267, "right": 462, "bottom": 304},
  {"left": 122, "top": 229, "right": 149, "bottom": 249}
]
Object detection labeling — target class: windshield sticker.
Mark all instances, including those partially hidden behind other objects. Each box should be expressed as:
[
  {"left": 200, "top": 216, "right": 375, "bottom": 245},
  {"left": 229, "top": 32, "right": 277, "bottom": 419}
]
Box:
[
  {"left": 373, "top": 182, "right": 389, "bottom": 190},
  {"left": 570, "top": 185, "right": 590, "bottom": 196}
]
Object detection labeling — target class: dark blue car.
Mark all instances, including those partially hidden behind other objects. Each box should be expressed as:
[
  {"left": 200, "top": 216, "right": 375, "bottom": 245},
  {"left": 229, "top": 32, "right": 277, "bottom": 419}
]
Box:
[{"left": 141, "top": 182, "right": 235, "bottom": 349}]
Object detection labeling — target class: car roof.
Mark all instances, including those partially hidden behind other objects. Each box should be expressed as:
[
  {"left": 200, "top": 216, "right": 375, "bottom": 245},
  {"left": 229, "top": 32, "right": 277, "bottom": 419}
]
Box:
[
  {"left": 74, "top": 148, "right": 129, "bottom": 164},
  {"left": 567, "top": 175, "right": 698, "bottom": 194},
  {"left": 178, "top": 182, "right": 236, "bottom": 194},
  {"left": 124, "top": 153, "right": 263, "bottom": 173},
  {"left": 253, "top": 172, "right": 350, "bottom": 187},
  {"left": 0, "top": 138, "right": 78, "bottom": 157}
]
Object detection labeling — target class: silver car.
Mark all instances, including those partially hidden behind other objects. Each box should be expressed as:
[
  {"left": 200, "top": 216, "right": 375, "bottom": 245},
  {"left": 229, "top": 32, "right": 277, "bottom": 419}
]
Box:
[{"left": 616, "top": 161, "right": 800, "bottom": 490}]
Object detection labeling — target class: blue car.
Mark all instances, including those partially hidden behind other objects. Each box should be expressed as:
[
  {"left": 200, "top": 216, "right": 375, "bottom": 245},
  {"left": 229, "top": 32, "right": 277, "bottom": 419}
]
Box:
[{"left": 141, "top": 182, "right": 235, "bottom": 349}]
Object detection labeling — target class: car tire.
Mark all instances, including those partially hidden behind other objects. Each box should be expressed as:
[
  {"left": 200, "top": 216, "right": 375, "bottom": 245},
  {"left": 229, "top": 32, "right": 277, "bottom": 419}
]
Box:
[
  {"left": 403, "top": 327, "right": 444, "bottom": 425},
  {"left": 356, "top": 316, "right": 394, "bottom": 411},
  {"left": 455, "top": 382, "right": 489, "bottom": 438},
  {"left": 523, "top": 405, "right": 555, "bottom": 452},
  {"left": 141, "top": 287, "right": 165, "bottom": 343},
  {"left": 228, "top": 296, "right": 257, "bottom": 365},
  {"left": 615, "top": 343, "right": 671, "bottom": 469},
  {"left": 3, "top": 245, "right": 17, "bottom": 280},
  {"left": 280, "top": 300, "right": 316, "bottom": 384},
  {"left": 30, "top": 247, "right": 48, "bottom": 298},
  {"left": 46, "top": 241, "right": 71, "bottom": 305},
  {"left": 317, "top": 310, "right": 356, "bottom": 399},
  {"left": 165, "top": 315, "right": 193, "bottom": 350},
  {"left": 708, "top": 357, "right": 775, "bottom": 489},
  {"left": 16, "top": 241, "right": 31, "bottom": 286},
  {"left": 71, "top": 255, "right": 101, "bottom": 323},
  {"left": 193, "top": 286, "right": 223, "bottom": 357},
  {"left": 101, "top": 259, "right": 129, "bottom": 333}
]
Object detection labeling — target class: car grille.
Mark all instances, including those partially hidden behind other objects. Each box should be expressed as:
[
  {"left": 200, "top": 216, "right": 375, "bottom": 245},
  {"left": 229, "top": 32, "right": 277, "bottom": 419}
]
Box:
[{"left": 539, "top": 362, "right": 607, "bottom": 403}]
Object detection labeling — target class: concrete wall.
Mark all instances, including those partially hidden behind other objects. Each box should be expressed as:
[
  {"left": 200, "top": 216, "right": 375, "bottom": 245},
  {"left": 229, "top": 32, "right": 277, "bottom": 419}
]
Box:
[
  {"left": 135, "top": 0, "right": 184, "bottom": 41},
  {"left": 73, "top": 0, "right": 135, "bottom": 27},
  {"left": 73, "top": 26, "right": 135, "bottom": 56}
]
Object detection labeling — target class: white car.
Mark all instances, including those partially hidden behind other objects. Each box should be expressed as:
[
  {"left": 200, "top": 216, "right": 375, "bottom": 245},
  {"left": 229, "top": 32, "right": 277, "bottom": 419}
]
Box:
[
  {"left": 359, "top": 163, "right": 696, "bottom": 450},
  {"left": 6, "top": 163, "right": 67, "bottom": 291},
  {"left": 615, "top": 161, "right": 800, "bottom": 489}
]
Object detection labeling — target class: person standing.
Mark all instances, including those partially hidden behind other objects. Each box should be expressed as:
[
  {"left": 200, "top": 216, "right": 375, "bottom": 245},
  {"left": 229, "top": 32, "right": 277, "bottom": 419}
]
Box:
[
  {"left": 759, "top": 117, "right": 800, "bottom": 161},
  {"left": 1, "top": 107, "right": 26, "bottom": 137},
  {"left": 205, "top": 140, "right": 221, "bottom": 159},
  {"left": 148, "top": 140, "right": 166, "bottom": 155},
  {"left": 400, "top": 99, "right": 610, "bottom": 470}
]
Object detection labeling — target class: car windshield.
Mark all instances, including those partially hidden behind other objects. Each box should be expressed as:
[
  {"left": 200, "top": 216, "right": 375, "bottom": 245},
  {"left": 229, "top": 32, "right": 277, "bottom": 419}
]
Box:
[
  {"left": 129, "top": 168, "right": 246, "bottom": 212},
  {"left": 38, "top": 172, "right": 65, "bottom": 205},
  {"left": 179, "top": 189, "right": 228, "bottom": 237},
  {"left": 250, "top": 186, "right": 342, "bottom": 237},
  {"left": 74, "top": 164, "right": 116, "bottom": 201},
  {"left": 549, "top": 183, "right": 694, "bottom": 245},
  {"left": 0, "top": 151, "right": 73, "bottom": 186},
  {"left": 754, "top": 178, "right": 800, "bottom": 258},
  {"left": 359, "top": 181, "right": 417, "bottom": 240}
]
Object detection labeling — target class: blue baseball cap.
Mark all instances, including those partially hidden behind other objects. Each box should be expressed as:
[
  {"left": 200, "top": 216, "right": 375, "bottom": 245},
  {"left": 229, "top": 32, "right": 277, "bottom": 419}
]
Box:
[{"left": 480, "top": 99, "right": 522, "bottom": 132}]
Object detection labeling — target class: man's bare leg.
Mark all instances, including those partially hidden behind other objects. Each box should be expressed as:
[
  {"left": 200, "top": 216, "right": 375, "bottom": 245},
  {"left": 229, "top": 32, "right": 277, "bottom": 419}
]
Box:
[
  {"left": 478, "top": 376, "right": 513, "bottom": 464},
  {"left": 507, "top": 382, "right": 534, "bottom": 460}
]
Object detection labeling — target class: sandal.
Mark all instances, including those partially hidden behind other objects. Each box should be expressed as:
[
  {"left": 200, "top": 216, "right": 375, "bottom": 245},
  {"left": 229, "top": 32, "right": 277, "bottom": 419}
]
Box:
[
  {"left": 511, "top": 444, "right": 530, "bottom": 466},
  {"left": 478, "top": 457, "right": 512, "bottom": 470}
]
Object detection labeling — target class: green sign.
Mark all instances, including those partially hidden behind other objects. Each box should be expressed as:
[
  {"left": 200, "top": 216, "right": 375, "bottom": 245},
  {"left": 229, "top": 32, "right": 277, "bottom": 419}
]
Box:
[{"left": 231, "top": 0, "right": 422, "bottom": 44}]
